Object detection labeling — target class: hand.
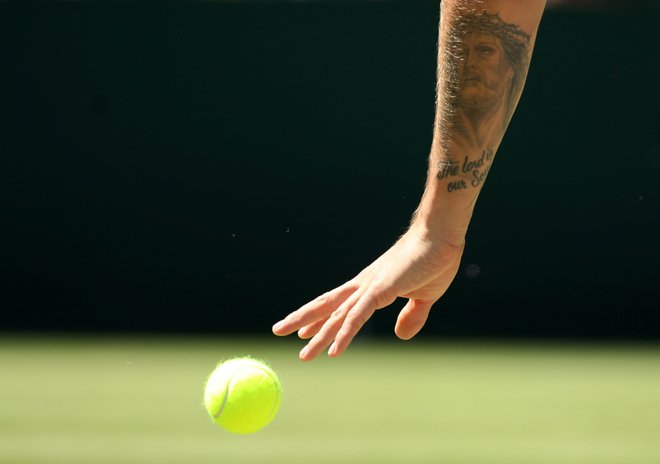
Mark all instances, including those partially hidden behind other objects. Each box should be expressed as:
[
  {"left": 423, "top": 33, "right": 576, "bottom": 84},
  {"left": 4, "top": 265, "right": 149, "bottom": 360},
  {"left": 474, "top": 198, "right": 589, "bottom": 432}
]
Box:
[{"left": 272, "top": 227, "right": 464, "bottom": 360}]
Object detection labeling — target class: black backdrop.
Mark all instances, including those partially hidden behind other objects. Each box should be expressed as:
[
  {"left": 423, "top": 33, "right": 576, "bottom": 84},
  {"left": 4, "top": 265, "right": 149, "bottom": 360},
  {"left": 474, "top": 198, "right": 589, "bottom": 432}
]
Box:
[{"left": 2, "top": 1, "right": 659, "bottom": 338}]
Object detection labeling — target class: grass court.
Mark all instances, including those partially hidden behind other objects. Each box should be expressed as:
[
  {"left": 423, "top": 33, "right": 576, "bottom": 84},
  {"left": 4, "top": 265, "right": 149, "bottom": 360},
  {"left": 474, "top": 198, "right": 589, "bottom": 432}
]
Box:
[{"left": 2, "top": 336, "right": 659, "bottom": 464}]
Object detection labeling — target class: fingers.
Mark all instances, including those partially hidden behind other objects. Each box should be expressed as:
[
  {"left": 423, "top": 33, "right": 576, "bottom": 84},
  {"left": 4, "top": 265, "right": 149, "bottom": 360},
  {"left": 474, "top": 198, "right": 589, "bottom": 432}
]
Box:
[
  {"left": 299, "top": 291, "right": 363, "bottom": 361},
  {"left": 296, "top": 295, "right": 436, "bottom": 359},
  {"left": 328, "top": 291, "right": 394, "bottom": 358},
  {"left": 394, "top": 298, "right": 435, "bottom": 340},
  {"left": 272, "top": 283, "right": 356, "bottom": 336},
  {"left": 297, "top": 318, "right": 327, "bottom": 339}
]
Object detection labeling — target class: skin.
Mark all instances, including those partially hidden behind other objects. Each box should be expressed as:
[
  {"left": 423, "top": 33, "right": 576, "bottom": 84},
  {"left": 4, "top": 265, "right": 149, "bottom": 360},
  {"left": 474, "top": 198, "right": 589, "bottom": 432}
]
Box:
[
  {"left": 273, "top": 0, "right": 546, "bottom": 361},
  {"left": 454, "top": 32, "right": 515, "bottom": 149}
]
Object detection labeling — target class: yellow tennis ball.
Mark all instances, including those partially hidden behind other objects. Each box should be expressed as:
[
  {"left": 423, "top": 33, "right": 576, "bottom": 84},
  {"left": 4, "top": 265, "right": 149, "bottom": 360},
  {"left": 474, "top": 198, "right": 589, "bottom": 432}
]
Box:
[{"left": 204, "top": 357, "right": 282, "bottom": 434}]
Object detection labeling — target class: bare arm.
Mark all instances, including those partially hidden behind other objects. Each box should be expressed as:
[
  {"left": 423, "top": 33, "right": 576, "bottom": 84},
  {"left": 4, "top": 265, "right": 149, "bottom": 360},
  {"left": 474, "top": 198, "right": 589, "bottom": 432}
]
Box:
[
  {"left": 273, "top": 0, "right": 546, "bottom": 361},
  {"left": 416, "top": 0, "right": 545, "bottom": 243}
]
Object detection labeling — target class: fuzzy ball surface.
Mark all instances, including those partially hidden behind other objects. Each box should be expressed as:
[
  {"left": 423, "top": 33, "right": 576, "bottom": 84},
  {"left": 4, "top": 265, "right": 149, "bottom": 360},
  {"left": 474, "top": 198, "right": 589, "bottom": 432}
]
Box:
[{"left": 204, "top": 357, "right": 282, "bottom": 434}]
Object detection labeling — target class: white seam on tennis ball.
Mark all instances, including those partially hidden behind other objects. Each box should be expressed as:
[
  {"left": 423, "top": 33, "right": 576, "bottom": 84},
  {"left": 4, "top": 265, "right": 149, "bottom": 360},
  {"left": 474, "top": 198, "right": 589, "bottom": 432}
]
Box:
[{"left": 213, "top": 373, "right": 235, "bottom": 418}]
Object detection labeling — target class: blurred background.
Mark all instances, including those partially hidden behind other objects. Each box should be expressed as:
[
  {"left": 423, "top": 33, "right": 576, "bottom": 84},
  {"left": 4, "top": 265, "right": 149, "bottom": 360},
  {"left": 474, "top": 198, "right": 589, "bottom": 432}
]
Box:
[
  {"left": 2, "top": 0, "right": 659, "bottom": 338},
  {"left": 1, "top": 1, "right": 659, "bottom": 463}
]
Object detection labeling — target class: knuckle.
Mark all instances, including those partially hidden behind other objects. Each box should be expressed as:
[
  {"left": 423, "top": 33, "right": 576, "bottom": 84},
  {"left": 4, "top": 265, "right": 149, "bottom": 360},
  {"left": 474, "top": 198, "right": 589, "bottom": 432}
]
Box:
[
  {"left": 316, "top": 292, "right": 330, "bottom": 305},
  {"left": 344, "top": 311, "right": 367, "bottom": 329}
]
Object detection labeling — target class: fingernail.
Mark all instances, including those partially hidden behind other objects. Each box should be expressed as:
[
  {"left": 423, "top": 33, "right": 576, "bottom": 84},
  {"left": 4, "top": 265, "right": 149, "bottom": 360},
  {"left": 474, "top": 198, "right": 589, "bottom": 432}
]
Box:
[
  {"left": 273, "top": 321, "right": 283, "bottom": 331},
  {"left": 328, "top": 342, "right": 337, "bottom": 356},
  {"left": 299, "top": 346, "right": 308, "bottom": 359}
]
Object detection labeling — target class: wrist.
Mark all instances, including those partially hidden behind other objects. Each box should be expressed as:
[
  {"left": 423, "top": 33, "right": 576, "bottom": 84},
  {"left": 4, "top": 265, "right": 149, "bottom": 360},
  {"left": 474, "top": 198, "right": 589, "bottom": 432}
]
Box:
[{"left": 409, "top": 177, "right": 477, "bottom": 248}]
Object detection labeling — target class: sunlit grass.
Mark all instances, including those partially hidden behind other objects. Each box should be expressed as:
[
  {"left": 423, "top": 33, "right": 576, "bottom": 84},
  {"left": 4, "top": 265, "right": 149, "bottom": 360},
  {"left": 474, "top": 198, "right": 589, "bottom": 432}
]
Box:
[{"left": 1, "top": 336, "right": 659, "bottom": 464}]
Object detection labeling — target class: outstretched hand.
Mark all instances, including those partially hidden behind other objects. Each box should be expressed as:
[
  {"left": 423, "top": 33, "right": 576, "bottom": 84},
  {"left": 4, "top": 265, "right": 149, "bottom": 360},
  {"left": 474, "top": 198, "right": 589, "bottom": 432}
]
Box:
[{"left": 272, "top": 228, "right": 464, "bottom": 361}]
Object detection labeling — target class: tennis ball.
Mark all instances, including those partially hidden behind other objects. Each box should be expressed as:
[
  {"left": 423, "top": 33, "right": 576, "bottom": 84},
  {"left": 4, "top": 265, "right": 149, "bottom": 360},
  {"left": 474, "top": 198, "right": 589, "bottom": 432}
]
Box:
[{"left": 204, "top": 357, "right": 282, "bottom": 434}]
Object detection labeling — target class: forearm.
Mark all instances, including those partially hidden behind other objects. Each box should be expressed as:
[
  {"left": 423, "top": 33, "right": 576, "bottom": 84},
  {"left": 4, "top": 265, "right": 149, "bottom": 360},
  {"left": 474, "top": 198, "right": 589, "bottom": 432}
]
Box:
[{"left": 412, "top": 0, "right": 545, "bottom": 246}]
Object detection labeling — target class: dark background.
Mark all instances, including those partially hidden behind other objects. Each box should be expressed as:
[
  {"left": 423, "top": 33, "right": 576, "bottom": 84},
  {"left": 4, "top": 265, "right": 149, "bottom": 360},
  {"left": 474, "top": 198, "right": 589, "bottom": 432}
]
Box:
[{"left": 2, "top": 1, "right": 659, "bottom": 339}]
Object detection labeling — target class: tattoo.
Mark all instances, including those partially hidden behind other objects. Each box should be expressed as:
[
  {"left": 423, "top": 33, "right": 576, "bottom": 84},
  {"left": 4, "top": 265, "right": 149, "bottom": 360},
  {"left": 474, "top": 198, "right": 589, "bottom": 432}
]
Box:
[
  {"left": 435, "top": 8, "right": 531, "bottom": 191},
  {"left": 438, "top": 148, "right": 494, "bottom": 192}
]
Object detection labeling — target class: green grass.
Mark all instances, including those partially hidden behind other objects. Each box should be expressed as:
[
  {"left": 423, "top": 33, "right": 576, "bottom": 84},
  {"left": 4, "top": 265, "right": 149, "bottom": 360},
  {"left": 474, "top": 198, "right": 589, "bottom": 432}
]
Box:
[{"left": 1, "top": 336, "right": 659, "bottom": 464}]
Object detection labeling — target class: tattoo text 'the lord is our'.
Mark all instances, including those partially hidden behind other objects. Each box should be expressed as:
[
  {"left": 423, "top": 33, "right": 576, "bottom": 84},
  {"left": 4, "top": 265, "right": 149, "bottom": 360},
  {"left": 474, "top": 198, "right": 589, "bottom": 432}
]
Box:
[{"left": 437, "top": 148, "right": 494, "bottom": 192}]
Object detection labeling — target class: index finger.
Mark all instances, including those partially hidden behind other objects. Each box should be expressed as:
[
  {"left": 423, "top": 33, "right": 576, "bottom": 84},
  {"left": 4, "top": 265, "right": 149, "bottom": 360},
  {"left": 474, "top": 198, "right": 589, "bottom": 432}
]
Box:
[{"left": 272, "top": 282, "right": 357, "bottom": 336}]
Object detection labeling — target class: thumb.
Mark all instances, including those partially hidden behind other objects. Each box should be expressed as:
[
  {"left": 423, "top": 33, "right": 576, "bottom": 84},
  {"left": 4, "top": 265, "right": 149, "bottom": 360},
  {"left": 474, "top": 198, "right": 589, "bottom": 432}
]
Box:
[{"left": 394, "top": 299, "right": 435, "bottom": 340}]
